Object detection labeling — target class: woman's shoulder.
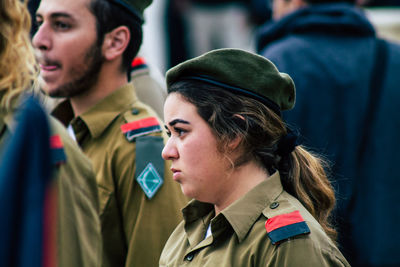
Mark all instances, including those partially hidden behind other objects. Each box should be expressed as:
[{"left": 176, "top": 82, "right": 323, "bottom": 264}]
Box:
[{"left": 258, "top": 191, "right": 350, "bottom": 266}]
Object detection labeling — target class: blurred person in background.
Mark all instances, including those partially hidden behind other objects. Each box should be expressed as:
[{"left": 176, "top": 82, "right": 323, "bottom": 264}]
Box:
[
  {"left": 177, "top": 0, "right": 256, "bottom": 58},
  {"left": 32, "top": 0, "right": 187, "bottom": 266},
  {"left": 0, "top": 0, "right": 101, "bottom": 266},
  {"left": 256, "top": 0, "right": 400, "bottom": 266},
  {"left": 130, "top": 56, "right": 167, "bottom": 118},
  {"left": 164, "top": 0, "right": 272, "bottom": 68},
  {"left": 359, "top": 0, "right": 400, "bottom": 43}
]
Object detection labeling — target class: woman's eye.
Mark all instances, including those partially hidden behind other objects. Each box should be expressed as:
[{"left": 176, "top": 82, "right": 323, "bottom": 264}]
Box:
[
  {"left": 175, "top": 128, "right": 186, "bottom": 137},
  {"left": 164, "top": 126, "right": 187, "bottom": 138}
]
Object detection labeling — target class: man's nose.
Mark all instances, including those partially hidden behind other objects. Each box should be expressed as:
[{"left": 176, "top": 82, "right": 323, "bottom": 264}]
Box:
[{"left": 32, "top": 23, "right": 51, "bottom": 51}]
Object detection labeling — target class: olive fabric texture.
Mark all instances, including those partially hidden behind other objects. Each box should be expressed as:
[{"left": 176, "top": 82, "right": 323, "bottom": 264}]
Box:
[
  {"left": 160, "top": 172, "right": 350, "bottom": 267},
  {"left": 166, "top": 48, "right": 296, "bottom": 112},
  {"left": 51, "top": 83, "right": 187, "bottom": 267},
  {"left": 0, "top": 97, "right": 102, "bottom": 267}
]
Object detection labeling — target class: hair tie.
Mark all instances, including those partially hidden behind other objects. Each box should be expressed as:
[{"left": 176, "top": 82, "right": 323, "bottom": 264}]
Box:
[{"left": 276, "top": 129, "right": 299, "bottom": 157}]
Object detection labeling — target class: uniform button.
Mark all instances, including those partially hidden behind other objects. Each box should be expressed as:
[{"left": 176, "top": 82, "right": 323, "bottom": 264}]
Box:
[
  {"left": 184, "top": 253, "right": 194, "bottom": 261},
  {"left": 270, "top": 202, "right": 279, "bottom": 209},
  {"left": 131, "top": 108, "right": 140, "bottom": 115}
]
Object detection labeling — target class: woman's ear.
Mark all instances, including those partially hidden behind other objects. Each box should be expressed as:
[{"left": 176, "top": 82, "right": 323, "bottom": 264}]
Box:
[
  {"left": 229, "top": 136, "right": 242, "bottom": 151},
  {"left": 102, "top": 25, "right": 130, "bottom": 61},
  {"left": 229, "top": 114, "right": 246, "bottom": 150}
]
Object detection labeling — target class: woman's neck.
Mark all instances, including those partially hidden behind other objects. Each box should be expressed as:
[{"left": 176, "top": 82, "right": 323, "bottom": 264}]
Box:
[{"left": 213, "top": 161, "right": 269, "bottom": 215}]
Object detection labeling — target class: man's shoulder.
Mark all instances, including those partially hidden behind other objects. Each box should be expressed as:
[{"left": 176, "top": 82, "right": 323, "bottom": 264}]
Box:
[
  {"left": 119, "top": 101, "right": 163, "bottom": 143},
  {"left": 90, "top": 100, "right": 164, "bottom": 160}
]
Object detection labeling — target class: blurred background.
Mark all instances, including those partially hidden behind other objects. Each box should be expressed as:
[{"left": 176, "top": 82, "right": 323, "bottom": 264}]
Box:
[{"left": 139, "top": 0, "right": 400, "bottom": 73}]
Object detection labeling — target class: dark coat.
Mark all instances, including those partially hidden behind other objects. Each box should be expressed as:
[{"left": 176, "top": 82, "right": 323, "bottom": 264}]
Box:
[{"left": 257, "top": 3, "right": 400, "bottom": 267}]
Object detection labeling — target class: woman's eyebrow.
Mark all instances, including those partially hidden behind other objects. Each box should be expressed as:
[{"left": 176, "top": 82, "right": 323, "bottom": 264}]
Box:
[{"left": 169, "top": 119, "right": 190, "bottom": 127}]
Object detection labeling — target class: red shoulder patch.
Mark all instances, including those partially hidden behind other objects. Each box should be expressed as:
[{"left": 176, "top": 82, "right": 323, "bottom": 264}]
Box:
[
  {"left": 265, "top": 210, "right": 310, "bottom": 244},
  {"left": 49, "top": 135, "right": 63, "bottom": 149},
  {"left": 121, "top": 117, "right": 162, "bottom": 141},
  {"left": 131, "top": 57, "right": 146, "bottom": 68},
  {"left": 265, "top": 210, "right": 305, "bottom": 232},
  {"left": 49, "top": 135, "right": 66, "bottom": 166}
]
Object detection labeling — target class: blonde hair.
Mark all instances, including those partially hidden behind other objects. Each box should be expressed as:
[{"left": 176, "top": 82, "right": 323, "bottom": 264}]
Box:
[{"left": 0, "top": 0, "right": 38, "bottom": 110}]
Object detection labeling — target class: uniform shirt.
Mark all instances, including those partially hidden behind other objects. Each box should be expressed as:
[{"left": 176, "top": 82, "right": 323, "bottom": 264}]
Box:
[
  {"left": 0, "top": 103, "right": 102, "bottom": 267},
  {"left": 52, "top": 83, "right": 187, "bottom": 267},
  {"left": 50, "top": 117, "right": 102, "bottom": 267},
  {"left": 160, "top": 172, "right": 350, "bottom": 267}
]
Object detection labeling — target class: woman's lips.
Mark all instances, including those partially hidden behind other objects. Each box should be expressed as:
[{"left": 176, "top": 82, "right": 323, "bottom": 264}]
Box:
[{"left": 171, "top": 168, "right": 181, "bottom": 181}]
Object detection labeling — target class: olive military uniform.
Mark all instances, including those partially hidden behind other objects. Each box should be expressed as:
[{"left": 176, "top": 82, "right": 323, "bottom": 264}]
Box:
[
  {"left": 52, "top": 83, "right": 187, "bottom": 267},
  {"left": 160, "top": 172, "right": 350, "bottom": 267},
  {"left": 0, "top": 99, "right": 102, "bottom": 267},
  {"left": 131, "top": 56, "right": 167, "bottom": 118}
]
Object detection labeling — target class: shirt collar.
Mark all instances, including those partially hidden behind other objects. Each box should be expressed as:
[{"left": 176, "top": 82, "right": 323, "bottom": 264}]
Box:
[
  {"left": 182, "top": 172, "right": 284, "bottom": 243},
  {"left": 53, "top": 83, "right": 138, "bottom": 139},
  {"left": 221, "top": 171, "right": 283, "bottom": 242}
]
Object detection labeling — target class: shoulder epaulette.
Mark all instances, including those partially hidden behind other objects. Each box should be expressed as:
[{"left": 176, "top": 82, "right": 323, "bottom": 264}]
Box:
[
  {"left": 121, "top": 117, "right": 162, "bottom": 142},
  {"left": 50, "top": 134, "right": 66, "bottom": 166},
  {"left": 265, "top": 210, "right": 310, "bottom": 245},
  {"left": 131, "top": 57, "right": 148, "bottom": 72}
]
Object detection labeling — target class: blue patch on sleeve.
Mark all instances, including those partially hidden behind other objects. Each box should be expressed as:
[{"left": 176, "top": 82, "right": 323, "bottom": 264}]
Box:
[
  {"left": 136, "top": 163, "right": 163, "bottom": 199},
  {"left": 51, "top": 148, "right": 66, "bottom": 166},
  {"left": 267, "top": 221, "right": 310, "bottom": 244}
]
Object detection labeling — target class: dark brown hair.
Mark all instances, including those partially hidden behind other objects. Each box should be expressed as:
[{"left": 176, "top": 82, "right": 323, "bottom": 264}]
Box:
[
  {"left": 89, "top": 0, "right": 142, "bottom": 74},
  {"left": 169, "top": 79, "right": 337, "bottom": 240}
]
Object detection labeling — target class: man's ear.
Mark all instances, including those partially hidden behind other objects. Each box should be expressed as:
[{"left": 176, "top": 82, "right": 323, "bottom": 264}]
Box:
[{"left": 102, "top": 25, "right": 130, "bottom": 60}]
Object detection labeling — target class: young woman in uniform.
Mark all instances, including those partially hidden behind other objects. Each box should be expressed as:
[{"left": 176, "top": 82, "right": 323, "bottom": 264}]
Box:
[{"left": 160, "top": 48, "right": 350, "bottom": 266}]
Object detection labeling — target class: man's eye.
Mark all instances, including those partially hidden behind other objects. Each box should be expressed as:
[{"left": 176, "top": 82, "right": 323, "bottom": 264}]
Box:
[
  {"left": 35, "top": 19, "right": 43, "bottom": 27},
  {"left": 54, "top": 21, "right": 70, "bottom": 30}
]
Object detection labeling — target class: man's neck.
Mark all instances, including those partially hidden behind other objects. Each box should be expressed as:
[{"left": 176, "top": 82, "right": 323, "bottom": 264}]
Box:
[{"left": 69, "top": 64, "right": 128, "bottom": 117}]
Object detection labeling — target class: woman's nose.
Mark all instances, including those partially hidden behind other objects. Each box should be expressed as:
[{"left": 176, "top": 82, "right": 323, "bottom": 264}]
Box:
[{"left": 162, "top": 138, "right": 178, "bottom": 160}]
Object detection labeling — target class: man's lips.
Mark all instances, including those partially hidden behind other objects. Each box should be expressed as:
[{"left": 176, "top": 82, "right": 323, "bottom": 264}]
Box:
[
  {"left": 40, "top": 64, "right": 58, "bottom": 71},
  {"left": 36, "top": 52, "right": 61, "bottom": 71},
  {"left": 38, "top": 60, "right": 61, "bottom": 83}
]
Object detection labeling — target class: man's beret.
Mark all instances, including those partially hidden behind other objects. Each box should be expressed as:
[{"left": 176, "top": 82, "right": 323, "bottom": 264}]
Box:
[
  {"left": 166, "top": 48, "right": 296, "bottom": 113},
  {"left": 109, "top": 0, "right": 152, "bottom": 22}
]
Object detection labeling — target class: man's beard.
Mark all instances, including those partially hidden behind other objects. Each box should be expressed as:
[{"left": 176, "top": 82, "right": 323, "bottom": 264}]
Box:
[{"left": 49, "top": 41, "right": 104, "bottom": 98}]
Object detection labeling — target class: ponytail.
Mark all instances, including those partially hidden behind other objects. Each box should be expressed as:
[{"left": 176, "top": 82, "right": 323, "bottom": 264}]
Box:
[{"left": 280, "top": 146, "right": 337, "bottom": 241}]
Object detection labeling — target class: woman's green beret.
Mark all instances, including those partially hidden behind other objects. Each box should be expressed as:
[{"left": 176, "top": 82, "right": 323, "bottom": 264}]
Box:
[{"left": 166, "top": 48, "right": 296, "bottom": 113}]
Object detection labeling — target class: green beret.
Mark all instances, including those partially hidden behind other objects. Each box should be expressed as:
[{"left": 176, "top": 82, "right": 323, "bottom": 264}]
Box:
[
  {"left": 166, "top": 48, "right": 296, "bottom": 113},
  {"left": 110, "top": 0, "right": 152, "bottom": 22}
]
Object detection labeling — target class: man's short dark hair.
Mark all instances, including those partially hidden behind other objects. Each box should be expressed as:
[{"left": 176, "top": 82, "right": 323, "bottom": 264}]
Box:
[{"left": 89, "top": 0, "right": 143, "bottom": 74}]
